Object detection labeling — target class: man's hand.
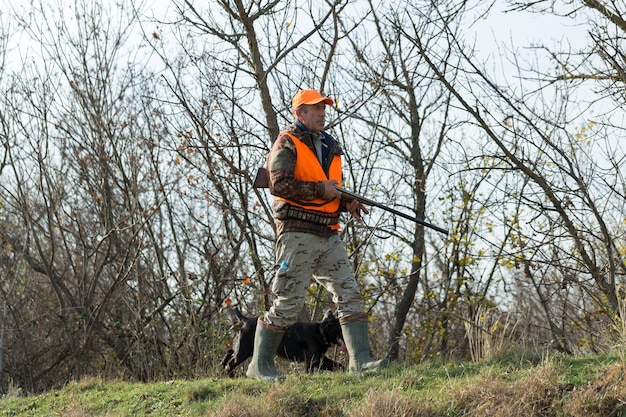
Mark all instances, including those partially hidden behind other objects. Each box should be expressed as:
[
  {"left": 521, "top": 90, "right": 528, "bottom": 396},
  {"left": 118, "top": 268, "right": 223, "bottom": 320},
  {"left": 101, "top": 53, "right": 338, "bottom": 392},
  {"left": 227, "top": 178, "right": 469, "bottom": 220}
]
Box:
[
  {"left": 321, "top": 180, "right": 341, "bottom": 200},
  {"left": 346, "top": 199, "right": 369, "bottom": 223}
]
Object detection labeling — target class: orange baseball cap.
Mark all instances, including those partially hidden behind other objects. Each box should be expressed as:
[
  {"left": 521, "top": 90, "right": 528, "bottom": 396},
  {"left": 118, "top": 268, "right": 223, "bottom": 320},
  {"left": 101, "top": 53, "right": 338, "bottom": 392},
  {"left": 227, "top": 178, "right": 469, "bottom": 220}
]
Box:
[{"left": 292, "top": 89, "right": 334, "bottom": 110}]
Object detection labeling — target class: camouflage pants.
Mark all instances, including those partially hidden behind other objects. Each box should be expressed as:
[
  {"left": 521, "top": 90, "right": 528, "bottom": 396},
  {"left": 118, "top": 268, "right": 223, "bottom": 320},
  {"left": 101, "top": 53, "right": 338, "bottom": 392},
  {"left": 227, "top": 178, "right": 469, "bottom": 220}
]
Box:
[{"left": 263, "top": 231, "right": 365, "bottom": 329}]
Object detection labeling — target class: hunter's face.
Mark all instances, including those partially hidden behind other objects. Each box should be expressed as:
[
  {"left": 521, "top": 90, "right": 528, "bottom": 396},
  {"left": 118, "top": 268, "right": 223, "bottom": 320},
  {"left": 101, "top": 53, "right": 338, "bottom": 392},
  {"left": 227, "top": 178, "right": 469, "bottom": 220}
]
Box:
[{"left": 297, "top": 103, "right": 326, "bottom": 133}]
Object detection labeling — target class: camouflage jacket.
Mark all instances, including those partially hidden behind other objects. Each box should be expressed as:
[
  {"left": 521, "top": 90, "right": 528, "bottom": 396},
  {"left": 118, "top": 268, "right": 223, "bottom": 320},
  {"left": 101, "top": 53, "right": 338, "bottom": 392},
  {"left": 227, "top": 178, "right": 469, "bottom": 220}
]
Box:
[{"left": 266, "top": 122, "right": 349, "bottom": 237}]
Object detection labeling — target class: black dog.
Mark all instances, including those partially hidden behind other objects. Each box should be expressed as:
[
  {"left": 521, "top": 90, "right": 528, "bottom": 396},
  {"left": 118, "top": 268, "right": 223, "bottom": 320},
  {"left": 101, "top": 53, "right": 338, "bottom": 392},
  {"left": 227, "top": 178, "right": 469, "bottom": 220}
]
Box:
[{"left": 221, "top": 307, "right": 346, "bottom": 377}]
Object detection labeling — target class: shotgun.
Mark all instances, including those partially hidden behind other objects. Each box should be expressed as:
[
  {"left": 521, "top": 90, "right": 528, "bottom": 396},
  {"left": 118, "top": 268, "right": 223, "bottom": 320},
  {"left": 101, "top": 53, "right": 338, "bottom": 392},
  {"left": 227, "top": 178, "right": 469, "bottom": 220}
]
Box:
[{"left": 253, "top": 167, "right": 448, "bottom": 235}]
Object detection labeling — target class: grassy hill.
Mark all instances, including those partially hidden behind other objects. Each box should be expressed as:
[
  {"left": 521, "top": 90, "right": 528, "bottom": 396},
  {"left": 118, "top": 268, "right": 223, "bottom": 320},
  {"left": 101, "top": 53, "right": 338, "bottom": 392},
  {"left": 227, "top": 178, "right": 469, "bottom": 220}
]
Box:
[{"left": 2, "top": 349, "right": 626, "bottom": 416}]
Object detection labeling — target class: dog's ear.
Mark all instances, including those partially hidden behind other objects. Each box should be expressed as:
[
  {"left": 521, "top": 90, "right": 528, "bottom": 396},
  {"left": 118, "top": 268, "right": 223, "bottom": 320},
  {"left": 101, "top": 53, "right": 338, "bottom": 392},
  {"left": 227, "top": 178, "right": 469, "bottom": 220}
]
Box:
[{"left": 323, "top": 310, "right": 334, "bottom": 321}]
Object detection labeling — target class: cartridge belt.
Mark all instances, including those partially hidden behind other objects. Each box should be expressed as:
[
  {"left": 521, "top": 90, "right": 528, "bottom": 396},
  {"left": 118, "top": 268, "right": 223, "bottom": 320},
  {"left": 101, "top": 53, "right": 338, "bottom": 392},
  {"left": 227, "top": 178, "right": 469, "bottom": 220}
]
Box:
[{"left": 284, "top": 206, "right": 339, "bottom": 225}]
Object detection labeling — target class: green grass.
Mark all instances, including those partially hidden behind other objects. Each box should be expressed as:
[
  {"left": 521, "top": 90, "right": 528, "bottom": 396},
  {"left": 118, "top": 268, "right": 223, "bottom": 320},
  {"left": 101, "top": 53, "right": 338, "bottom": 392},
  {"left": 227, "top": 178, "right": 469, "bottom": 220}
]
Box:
[{"left": 1, "top": 350, "right": 625, "bottom": 417}]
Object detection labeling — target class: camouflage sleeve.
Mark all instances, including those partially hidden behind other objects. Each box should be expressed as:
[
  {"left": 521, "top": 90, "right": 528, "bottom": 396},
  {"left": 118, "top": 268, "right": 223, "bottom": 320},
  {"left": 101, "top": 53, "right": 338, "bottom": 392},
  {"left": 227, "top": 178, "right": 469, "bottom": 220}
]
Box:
[{"left": 267, "top": 133, "right": 325, "bottom": 201}]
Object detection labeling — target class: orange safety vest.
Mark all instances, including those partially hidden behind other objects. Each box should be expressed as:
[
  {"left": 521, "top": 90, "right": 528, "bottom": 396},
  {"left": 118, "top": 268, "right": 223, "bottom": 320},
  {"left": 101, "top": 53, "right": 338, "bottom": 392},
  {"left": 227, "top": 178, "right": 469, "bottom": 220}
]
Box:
[{"left": 275, "top": 132, "right": 343, "bottom": 216}]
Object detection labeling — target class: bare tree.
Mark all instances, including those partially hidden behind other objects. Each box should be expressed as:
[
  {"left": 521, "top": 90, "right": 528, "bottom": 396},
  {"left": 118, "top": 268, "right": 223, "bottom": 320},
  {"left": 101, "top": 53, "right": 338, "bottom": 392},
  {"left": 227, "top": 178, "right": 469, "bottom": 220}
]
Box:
[
  {"left": 0, "top": 0, "right": 200, "bottom": 389},
  {"left": 338, "top": 1, "right": 481, "bottom": 361},
  {"left": 154, "top": 0, "right": 358, "bottom": 317},
  {"left": 409, "top": 1, "right": 626, "bottom": 351}
]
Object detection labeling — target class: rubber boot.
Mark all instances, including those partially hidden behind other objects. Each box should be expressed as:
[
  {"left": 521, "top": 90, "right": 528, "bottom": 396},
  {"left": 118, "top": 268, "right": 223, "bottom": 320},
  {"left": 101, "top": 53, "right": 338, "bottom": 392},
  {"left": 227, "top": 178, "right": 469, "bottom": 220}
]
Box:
[
  {"left": 246, "top": 318, "right": 285, "bottom": 382},
  {"left": 341, "top": 320, "right": 390, "bottom": 372}
]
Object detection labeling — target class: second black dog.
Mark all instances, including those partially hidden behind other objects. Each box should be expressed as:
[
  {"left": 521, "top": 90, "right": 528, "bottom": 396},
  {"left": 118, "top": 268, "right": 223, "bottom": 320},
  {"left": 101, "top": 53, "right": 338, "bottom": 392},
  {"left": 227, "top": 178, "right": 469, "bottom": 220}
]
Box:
[{"left": 221, "top": 308, "right": 346, "bottom": 377}]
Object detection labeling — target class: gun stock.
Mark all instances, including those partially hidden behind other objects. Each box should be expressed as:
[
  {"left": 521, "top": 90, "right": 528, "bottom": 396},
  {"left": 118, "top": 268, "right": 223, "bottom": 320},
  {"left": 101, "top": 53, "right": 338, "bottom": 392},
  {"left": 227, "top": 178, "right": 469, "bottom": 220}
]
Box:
[
  {"left": 253, "top": 167, "right": 270, "bottom": 189},
  {"left": 253, "top": 167, "right": 448, "bottom": 235}
]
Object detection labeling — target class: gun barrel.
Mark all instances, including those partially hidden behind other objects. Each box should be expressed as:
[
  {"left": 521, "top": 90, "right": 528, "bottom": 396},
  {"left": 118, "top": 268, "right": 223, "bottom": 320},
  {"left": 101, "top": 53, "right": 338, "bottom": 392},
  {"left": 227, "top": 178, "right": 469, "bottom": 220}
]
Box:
[{"left": 335, "top": 186, "right": 448, "bottom": 235}]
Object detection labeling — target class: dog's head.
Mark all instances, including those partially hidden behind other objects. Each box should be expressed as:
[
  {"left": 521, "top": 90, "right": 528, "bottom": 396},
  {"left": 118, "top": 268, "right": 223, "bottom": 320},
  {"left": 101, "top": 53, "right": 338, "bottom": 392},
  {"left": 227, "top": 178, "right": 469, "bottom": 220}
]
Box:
[{"left": 320, "top": 310, "right": 347, "bottom": 353}]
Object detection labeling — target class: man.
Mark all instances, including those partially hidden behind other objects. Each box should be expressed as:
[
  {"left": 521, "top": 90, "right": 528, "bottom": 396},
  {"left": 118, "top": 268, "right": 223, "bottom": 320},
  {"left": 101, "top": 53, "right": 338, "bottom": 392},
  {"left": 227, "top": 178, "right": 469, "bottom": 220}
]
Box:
[{"left": 247, "top": 89, "right": 389, "bottom": 381}]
